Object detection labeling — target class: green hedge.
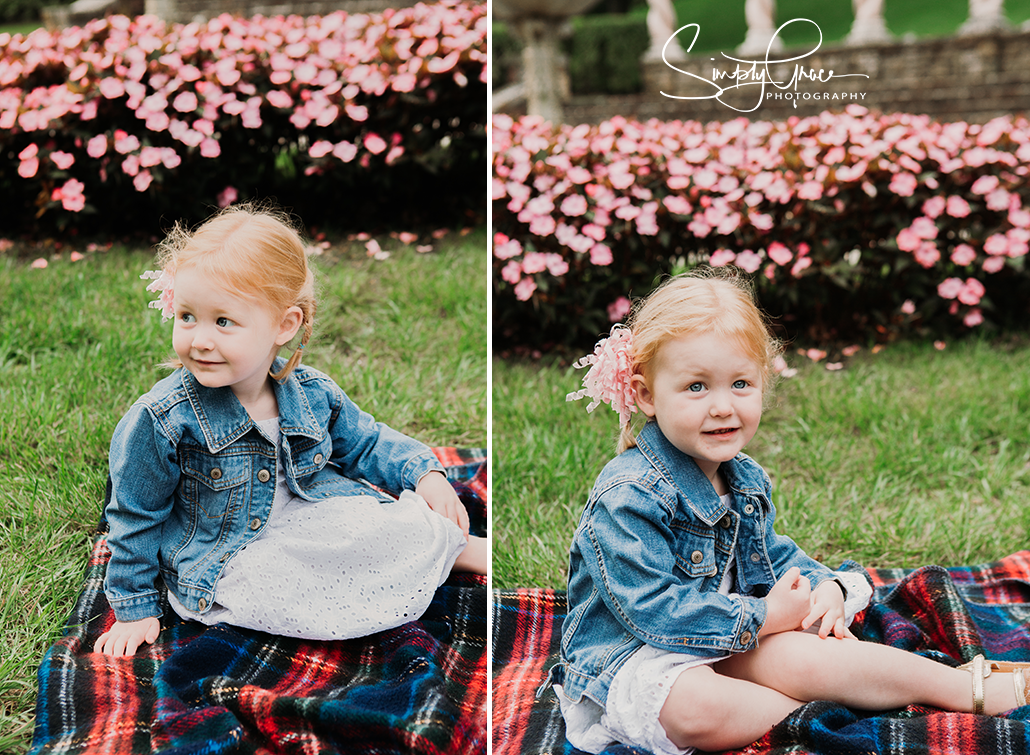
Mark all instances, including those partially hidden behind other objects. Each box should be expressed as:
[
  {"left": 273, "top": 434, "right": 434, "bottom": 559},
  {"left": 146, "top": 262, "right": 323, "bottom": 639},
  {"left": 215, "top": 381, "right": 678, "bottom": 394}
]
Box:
[
  {"left": 0, "top": 0, "right": 71, "bottom": 24},
  {"left": 492, "top": 13, "right": 648, "bottom": 95}
]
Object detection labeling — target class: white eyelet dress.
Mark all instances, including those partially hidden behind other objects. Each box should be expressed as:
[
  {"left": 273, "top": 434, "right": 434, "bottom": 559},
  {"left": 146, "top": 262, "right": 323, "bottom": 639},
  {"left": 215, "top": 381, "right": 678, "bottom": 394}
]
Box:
[{"left": 167, "top": 417, "right": 468, "bottom": 640}]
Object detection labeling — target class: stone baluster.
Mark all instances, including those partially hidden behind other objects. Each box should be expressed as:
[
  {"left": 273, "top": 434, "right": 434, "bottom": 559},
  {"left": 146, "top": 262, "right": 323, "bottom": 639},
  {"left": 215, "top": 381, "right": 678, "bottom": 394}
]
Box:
[
  {"left": 643, "top": 0, "right": 687, "bottom": 62},
  {"left": 959, "top": 0, "right": 1009, "bottom": 34},
  {"left": 737, "top": 0, "right": 784, "bottom": 56},
  {"left": 846, "top": 0, "right": 891, "bottom": 44}
]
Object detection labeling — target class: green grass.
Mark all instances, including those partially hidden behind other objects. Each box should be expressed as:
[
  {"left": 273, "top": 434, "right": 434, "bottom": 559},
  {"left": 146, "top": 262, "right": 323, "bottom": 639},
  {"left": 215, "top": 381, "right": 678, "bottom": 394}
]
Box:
[
  {"left": 626, "top": 0, "right": 1030, "bottom": 53},
  {"left": 0, "top": 230, "right": 486, "bottom": 753},
  {"left": 493, "top": 338, "right": 1030, "bottom": 590}
]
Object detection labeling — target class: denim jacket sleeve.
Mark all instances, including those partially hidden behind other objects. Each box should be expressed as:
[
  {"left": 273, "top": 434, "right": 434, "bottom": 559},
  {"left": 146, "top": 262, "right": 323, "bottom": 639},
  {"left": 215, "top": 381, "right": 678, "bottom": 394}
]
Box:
[
  {"left": 756, "top": 472, "right": 838, "bottom": 592},
  {"left": 324, "top": 381, "right": 443, "bottom": 494},
  {"left": 104, "top": 401, "right": 180, "bottom": 622},
  {"left": 577, "top": 475, "right": 767, "bottom": 656}
]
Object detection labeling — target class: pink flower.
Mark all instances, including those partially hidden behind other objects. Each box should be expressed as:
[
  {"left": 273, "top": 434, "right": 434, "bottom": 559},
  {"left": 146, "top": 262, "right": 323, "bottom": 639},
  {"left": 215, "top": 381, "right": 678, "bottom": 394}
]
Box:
[
  {"left": 950, "top": 244, "right": 976, "bottom": 266},
  {"left": 896, "top": 227, "right": 920, "bottom": 252},
  {"left": 934, "top": 341, "right": 947, "bottom": 351},
  {"left": 734, "top": 249, "right": 762, "bottom": 273},
  {"left": 589, "top": 243, "right": 613, "bottom": 266},
  {"left": 31, "top": 257, "right": 48, "bottom": 269},
  {"left": 914, "top": 242, "right": 940, "bottom": 268},
  {"left": 521, "top": 252, "right": 548, "bottom": 274},
  {"left": 911, "top": 217, "right": 938, "bottom": 240},
  {"left": 200, "top": 138, "right": 220, "bottom": 158},
  {"left": 971, "top": 175, "right": 999, "bottom": 195},
  {"left": 806, "top": 348, "right": 827, "bottom": 362},
  {"left": 790, "top": 256, "right": 812, "bottom": 276},
  {"left": 266, "top": 90, "right": 293, "bottom": 109},
  {"left": 922, "top": 196, "right": 946, "bottom": 219},
  {"left": 937, "top": 278, "right": 964, "bottom": 299},
  {"left": 545, "top": 253, "right": 569, "bottom": 276},
  {"left": 18, "top": 155, "right": 39, "bottom": 178},
  {"left": 173, "top": 91, "right": 198, "bottom": 113},
  {"left": 529, "top": 215, "right": 556, "bottom": 237},
  {"left": 494, "top": 237, "right": 522, "bottom": 260},
  {"left": 957, "top": 278, "right": 985, "bottom": 306},
  {"left": 514, "top": 277, "right": 537, "bottom": 301},
  {"left": 825, "top": 362, "right": 844, "bottom": 371},
  {"left": 662, "top": 195, "right": 692, "bottom": 215},
  {"left": 607, "top": 296, "right": 631, "bottom": 323},
  {"left": 582, "top": 223, "right": 606, "bottom": 242},
  {"left": 501, "top": 260, "right": 521, "bottom": 284},
  {"left": 363, "top": 133, "right": 387, "bottom": 155},
  {"left": 52, "top": 178, "right": 86, "bottom": 211},
  {"left": 87, "top": 134, "right": 108, "bottom": 158},
  {"left": 51, "top": 151, "right": 74, "bottom": 170},
  {"left": 889, "top": 172, "right": 918, "bottom": 197},
  {"left": 709, "top": 248, "right": 736, "bottom": 267},
  {"left": 797, "top": 181, "right": 823, "bottom": 200},
  {"left": 133, "top": 170, "right": 153, "bottom": 192},
  {"left": 309, "top": 140, "right": 334, "bottom": 158},
  {"left": 901, "top": 300, "right": 916, "bottom": 315},
  {"left": 983, "top": 256, "right": 1006, "bottom": 273},
  {"left": 946, "top": 195, "right": 970, "bottom": 218},
  {"left": 217, "top": 185, "right": 238, "bottom": 208},
  {"left": 963, "top": 308, "right": 984, "bottom": 327},
  {"left": 561, "top": 194, "right": 588, "bottom": 217},
  {"left": 398, "top": 232, "right": 418, "bottom": 245},
  {"left": 842, "top": 344, "right": 862, "bottom": 357},
  {"left": 984, "top": 233, "right": 1009, "bottom": 256},
  {"left": 70, "top": 251, "right": 84, "bottom": 262},
  {"left": 767, "top": 242, "right": 792, "bottom": 266}
]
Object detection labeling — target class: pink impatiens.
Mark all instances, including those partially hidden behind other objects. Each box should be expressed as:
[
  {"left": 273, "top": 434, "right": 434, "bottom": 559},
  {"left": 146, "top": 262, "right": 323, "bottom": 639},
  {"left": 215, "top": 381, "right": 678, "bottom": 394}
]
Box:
[{"left": 494, "top": 108, "right": 1030, "bottom": 339}]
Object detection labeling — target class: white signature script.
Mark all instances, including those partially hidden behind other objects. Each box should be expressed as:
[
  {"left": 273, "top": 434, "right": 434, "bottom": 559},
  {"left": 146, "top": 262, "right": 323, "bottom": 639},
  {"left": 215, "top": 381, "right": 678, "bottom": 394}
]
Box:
[{"left": 660, "top": 20, "right": 869, "bottom": 112}]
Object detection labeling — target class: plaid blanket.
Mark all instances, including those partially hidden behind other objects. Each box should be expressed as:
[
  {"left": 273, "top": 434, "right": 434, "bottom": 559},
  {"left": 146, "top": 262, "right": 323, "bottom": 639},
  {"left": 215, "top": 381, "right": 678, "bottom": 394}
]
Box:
[
  {"left": 493, "top": 553, "right": 1030, "bottom": 755},
  {"left": 32, "top": 448, "right": 487, "bottom": 755}
]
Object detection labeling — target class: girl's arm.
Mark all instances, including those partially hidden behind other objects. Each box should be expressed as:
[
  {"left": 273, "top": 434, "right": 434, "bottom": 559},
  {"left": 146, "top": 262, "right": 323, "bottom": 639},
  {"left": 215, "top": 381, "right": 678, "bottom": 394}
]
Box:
[
  {"left": 323, "top": 380, "right": 445, "bottom": 495},
  {"left": 103, "top": 402, "right": 180, "bottom": 626},
  {"left": 576, "top": 480, "right": 767, "bottom": 656}
]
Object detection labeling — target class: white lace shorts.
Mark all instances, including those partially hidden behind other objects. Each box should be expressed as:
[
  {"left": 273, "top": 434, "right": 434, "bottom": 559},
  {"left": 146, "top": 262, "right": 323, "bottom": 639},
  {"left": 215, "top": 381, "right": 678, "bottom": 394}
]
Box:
[{"left": 555, "top": 644, "right": 723, "bottom": 755}]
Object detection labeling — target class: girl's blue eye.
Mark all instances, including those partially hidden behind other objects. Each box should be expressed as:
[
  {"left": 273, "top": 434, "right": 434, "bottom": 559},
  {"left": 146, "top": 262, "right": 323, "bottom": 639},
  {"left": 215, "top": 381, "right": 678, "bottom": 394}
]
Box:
[
  {"left": 216, "top": 317, "right": 235, "bottom": 328},
  {"left": 733, "top": 380, "right": 748, "bottom": 390},
  {"left": 180, "top": 313, "right": 195, "bottom": 323},
  {"left": 687, "top": 382, "right": 704, "bottom": 392}
]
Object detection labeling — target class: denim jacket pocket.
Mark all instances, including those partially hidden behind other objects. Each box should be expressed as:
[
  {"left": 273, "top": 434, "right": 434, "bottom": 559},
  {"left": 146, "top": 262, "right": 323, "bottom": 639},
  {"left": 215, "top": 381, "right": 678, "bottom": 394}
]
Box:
[
  {"left": 671, "top": 519, "right": 717, "bottom": 578},
  {"left": 179, "top": 446, "right": 252, "bottom": 520}
]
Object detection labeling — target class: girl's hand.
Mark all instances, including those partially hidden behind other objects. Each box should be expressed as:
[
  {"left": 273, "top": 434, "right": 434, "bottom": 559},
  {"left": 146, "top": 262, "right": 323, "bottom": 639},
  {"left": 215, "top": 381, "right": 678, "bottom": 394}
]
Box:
[
  {"left": 761, "top": 566, "right": 811, "bottom": 636},
  {"left": 802, "top": 579, "right": 848, "bottom": 639},
  {"left": 94, "top": 617, "right": 161, "bottom": 657},
  {"left": 415, "top": 471, "right": 469, "bottom": 538}
]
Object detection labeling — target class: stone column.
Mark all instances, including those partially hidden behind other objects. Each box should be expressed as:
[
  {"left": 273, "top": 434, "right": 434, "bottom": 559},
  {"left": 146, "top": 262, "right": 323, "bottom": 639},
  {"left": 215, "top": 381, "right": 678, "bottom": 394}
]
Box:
[
  {"left": 846, "top": 0, "right": 891, "bottom": 44},
  {"left": 513, "top": 17, "right": 567, "bottom": 124},
  {"left": 642, "top": 0, "right": 687, "bottom": 62},
  {"left": 738, "top": 0, "right": 783, "bottom": 56},
  {"left": 959, "top": 0, "right": 1009, "bottom": 34}
]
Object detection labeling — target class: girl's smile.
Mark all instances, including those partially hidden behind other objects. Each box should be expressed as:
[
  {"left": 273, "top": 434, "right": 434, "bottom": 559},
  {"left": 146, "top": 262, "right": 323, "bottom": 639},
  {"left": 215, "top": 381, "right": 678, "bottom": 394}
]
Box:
[{"left": 631, "top": 331, "right": 764, "bottom": 492}]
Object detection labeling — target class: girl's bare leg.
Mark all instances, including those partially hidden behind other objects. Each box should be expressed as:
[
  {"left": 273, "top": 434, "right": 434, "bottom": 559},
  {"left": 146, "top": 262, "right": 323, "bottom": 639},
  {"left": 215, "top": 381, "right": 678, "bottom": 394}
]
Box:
[
  {"left": 659, "top": 665, "right": 804, "bottom": 751},
  {"left": 716, "top": 630, "right": 1025, "bottom": 716},
  {"left": 451, "top": 535, "right": 487, "bottom": 574}
]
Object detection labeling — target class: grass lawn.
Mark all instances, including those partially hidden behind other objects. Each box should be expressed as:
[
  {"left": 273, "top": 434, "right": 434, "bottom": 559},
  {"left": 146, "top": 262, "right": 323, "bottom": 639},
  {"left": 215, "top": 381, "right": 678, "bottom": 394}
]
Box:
[
  {"left": 636, "top": 0, "right": 1030, "bottom": 53},
  {"left": 493, "top": 338, "right": 1030, "bottom": 590},
  {"left": 0, "top": 229, "right": 487, "bottom": 752}
]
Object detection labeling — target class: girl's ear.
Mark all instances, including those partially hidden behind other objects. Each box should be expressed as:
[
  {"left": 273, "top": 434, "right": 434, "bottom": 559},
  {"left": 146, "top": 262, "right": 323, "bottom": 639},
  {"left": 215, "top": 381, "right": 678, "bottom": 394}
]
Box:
[
  {"left": 276, "top": 306, "right": 304, "bottom": 346},
  {"left": 631, "top": 373, "right": 657, "bottom": 418}
]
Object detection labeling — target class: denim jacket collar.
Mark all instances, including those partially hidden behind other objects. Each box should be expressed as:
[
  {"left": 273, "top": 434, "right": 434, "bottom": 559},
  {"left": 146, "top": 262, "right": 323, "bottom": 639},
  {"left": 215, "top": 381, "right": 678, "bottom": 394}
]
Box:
[
  {"left": 182, "top": 357, "right": 324, "bottom": 453},
  {"left": 634, "top": 421, "right": 765, "bottom": 527}
]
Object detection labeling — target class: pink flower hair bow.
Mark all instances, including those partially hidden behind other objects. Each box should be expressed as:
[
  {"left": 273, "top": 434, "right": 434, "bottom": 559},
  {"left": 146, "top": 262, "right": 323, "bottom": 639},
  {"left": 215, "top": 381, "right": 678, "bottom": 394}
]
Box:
[
  {"left": 140, "top": 267, "right": 175, "bottom": 321},
  {"left": 566, "top": 325, "right": 637, "bottom": 429}
]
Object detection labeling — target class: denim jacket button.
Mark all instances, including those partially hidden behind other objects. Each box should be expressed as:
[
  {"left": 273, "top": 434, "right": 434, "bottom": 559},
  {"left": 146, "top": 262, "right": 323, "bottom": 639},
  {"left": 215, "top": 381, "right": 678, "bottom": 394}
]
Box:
[
  {"left": 257, "top": 469, "right": 271, "bottom": 483},
  {"left": 743, "top": 503, "right": 755, "bottom": 515},
  {"left": 313, "top": 453, "right": 324, "bottom": 464},
  {"left": 750, "top": 553, "right": 761, "bottom": 563},
  {"left": 209, "top": 468, "right": 222, "bottom": 480},
  {"left": 740, "top": 630, "right": 753, "bottom": 645},
  {"left": 720, "top": 516, "right": 731, "bottom": 529},
  {"left": 197, "top": 597, "right": 208, "bottom": 611},
  {"left": 249, "top": 517, "right": 262, "bottom": 530},
  {"left": 690, "top": 550, "right": 704, "bottom": 564}
]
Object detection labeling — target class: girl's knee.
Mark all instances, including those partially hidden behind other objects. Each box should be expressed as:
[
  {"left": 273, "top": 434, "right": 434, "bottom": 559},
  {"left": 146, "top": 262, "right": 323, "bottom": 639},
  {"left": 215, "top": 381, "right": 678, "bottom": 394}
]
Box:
[{"left": 658, "top": 669, "right": 732, "bottom": 749}]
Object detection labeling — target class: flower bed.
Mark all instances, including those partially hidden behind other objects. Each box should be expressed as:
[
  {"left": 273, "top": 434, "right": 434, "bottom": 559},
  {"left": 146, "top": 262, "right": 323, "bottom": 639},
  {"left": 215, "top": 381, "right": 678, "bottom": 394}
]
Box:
[
  {"left": 0, "top": 0, "right": 486, "bottom": 235},
  {"left": 492, "top": 108, "right": 1030, "bottom": 350}
]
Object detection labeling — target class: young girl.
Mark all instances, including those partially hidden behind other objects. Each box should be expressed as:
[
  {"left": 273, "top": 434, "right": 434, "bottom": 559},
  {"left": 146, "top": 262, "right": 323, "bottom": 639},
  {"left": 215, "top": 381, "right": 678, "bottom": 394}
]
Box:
[
  {"left": 560, "top": 269, "right": 1029, "bottom": 754},
  {"left": 94, "top": 204, "right": 486, "bottom": 658}
]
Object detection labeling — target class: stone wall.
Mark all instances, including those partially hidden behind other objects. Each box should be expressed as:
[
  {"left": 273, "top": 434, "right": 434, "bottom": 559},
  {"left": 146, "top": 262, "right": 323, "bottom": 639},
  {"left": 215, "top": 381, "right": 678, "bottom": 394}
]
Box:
[
  {"left": 558, "top": 29, "right": 1030, "bottom": 125},
  {"left": 143, "top": 0, "right": 414, "bottom": 22}
]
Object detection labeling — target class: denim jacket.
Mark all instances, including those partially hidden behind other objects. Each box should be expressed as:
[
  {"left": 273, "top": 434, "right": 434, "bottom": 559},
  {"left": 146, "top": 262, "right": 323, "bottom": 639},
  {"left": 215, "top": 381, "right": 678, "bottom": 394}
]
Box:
[
  {"left": 557, "top": 421, "right": 837, "bottom": 707},
  {"left": 103, "top": 358, "right": 444, "bottom": 623}
]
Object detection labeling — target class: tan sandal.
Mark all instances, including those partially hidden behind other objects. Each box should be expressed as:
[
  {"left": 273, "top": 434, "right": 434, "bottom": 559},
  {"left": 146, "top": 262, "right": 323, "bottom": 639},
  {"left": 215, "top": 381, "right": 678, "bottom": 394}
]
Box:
[{"left": 959, "top": 654, "right": 1030, "bottom": 713}]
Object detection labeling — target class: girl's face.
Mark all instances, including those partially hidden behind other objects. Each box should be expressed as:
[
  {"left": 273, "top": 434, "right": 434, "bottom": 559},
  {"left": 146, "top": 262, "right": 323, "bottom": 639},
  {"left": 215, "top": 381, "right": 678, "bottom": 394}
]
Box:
[
  {"left": 631, "top": 331, "right": 764, "bottom": 489},
  {"left": 171, "top": 266, "right": 299, "bottom": 403}
]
